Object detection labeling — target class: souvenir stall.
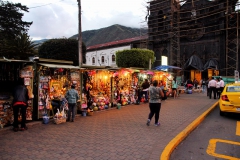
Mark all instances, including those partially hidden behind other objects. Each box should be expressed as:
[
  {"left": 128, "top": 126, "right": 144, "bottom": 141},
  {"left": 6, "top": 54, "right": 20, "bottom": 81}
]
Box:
[
  {"left": 37, "top": 64, "right": 80, "bottom": 120},
  {"left": 112, "top": 68, "right": 133, "bottom": 106},
  {"left": 131, "top": 70, "right": 153, "bottom": 103},
  {"left": 152, "top": 71, "right": 174, "bottom": 97},
  {"left": 82, "top": 69, "right": 112, "bottom": 111},
  {"left": 152, "top": 71, "right": 169, "bottom": 86},
  {"left": 0, "top": 63, "right": 34, "bottom": 128}
]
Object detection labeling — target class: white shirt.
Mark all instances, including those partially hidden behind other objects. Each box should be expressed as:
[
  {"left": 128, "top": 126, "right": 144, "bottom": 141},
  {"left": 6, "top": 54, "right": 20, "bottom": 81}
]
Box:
[
  {"left": 216, "top": 82, "right": 220, "bottom": 88},
  {"left": 208, "top": 79, "right": 217, "bottom": 88},
  {"left": 219, "top": 80, "right": 224, "bottom": 87}
]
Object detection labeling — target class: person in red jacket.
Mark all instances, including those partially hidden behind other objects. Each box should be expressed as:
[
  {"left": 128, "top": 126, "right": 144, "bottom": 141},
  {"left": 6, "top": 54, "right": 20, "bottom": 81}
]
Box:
[{"left": 12, "top": 79, "right": 29, "bottom": 132}]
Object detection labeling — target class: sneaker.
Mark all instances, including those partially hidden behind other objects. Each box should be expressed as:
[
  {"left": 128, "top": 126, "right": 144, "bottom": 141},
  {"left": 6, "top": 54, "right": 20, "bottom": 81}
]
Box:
[
  {"left": 146, "top": 119, "right": 150, "bottom": 126},
  {"left": 155, "top": 122, "right": 160, "bottom": 126}
]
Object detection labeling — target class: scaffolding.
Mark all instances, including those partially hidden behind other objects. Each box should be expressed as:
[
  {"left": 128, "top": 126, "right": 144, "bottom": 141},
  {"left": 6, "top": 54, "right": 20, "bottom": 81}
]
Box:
[{"left": 145, "top": 0, "right": 239, "bottom": 76}]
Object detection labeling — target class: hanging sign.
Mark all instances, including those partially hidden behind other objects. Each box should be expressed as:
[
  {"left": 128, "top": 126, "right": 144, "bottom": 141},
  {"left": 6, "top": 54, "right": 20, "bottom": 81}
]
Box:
[
  {"left": 235, "top": 70, "right": 239, "bottom": 82},
  {"left": 20, "top": 70, "right": 33, "bottom": 78},
  {"left": 71, "top": 71, "right": 80, "bottom": 81}
]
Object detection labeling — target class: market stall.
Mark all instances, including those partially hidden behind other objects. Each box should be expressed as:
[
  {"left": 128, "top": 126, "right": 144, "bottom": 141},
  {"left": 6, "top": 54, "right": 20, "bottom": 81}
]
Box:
[
  {"left": 0, "top": 63, "right": 34, "bottom": 128},
  {"left": 37, "top": 63, "right": 80, "bottom": 120},
  {"left": 112, "top": 68, "right": 134, "bottom": 106},
  {"left": 82, "top": 69, "right": 112, "bottom": 111}
]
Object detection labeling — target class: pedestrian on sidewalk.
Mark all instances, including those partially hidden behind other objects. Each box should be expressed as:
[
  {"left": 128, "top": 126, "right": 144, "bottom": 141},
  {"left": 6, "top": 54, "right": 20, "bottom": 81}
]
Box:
[
  {"left": 219, "top": 77, "right": 225, "bottom": 94},
  {"left": 208, "top": 77, "right": 217, "bottom": 99},
  {"left": 65, "top": 84, "right": 79, "bottom": 122},
  {"left": 216, "top": 78, "right": 221, "bottom": 99},
  {"left": 201, "top": 78, "right": 206, "bottom": 93},
  {"left": 12, "top": 79, "right": 29, "bottom": 132},
  {"left": 172, "top": 78, "right": 178, "bottom": 99},
  {"left": 146, "top": 80, "right": 164, "bottom": 126}
]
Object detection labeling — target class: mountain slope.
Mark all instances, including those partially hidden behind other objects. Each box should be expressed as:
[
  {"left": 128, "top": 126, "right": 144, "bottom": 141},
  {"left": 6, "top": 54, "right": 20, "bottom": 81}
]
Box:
[
  {"left": 33, "top": 24, "right": 148, "bottom": 47},
  {"left": 69, "top": 24, "right": 147, "bottom": 47}
]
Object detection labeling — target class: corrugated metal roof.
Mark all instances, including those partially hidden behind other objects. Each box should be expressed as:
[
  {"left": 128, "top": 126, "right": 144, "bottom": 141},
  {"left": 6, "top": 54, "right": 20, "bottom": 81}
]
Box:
[{"left": 87, "top": 35, "right": 148, "bottom": 50}]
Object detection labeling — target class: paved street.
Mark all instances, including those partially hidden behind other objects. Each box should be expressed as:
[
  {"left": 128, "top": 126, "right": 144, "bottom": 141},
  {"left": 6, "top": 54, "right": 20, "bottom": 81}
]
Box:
[{"left": 0, "top": 92, "right": 218, "bottom": 160}]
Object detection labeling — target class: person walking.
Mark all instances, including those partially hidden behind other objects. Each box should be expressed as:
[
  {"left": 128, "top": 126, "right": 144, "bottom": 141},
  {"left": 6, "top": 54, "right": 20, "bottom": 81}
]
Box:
[
  {"left": 146, "top": 80, "right": 164, "bottom": 126},
  {"left": 201, "top": 78, "right": 206, "bottom": 93},
  {"left": 206, "top": 77, "right": 210, "bottom": 96},
  {"left": 172, "top": 78, "right": 178, "bottom": 99},
  {"left": 12, "top": 79, "right": 29, "bottom": 132},
  {"left": 141, "top": 79, "right": 150, "bottom": 102},
  {"left": 193, "top": 78, "right": 198, "bottom": 89},
  {"left": 65, "top": 84, "right": 79, "bottom": 122},
  {"left": 208, "top": 77, "right": 217, "bottom": 99},
  {"left": 219, "top": 77, "right": 225, "bottom": 93},
  {"left": 216, "top": 78, "right": 221, "bottom": 99}
]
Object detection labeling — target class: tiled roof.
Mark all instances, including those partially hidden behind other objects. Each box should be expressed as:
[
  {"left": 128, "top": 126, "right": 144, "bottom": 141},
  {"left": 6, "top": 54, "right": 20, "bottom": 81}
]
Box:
[{"left": 87, "top": 35, "right": 148, "bottom": 51}]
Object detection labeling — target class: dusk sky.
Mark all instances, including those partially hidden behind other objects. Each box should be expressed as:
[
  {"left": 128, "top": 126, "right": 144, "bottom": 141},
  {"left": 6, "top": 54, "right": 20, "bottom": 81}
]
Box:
[{"left": 10, "top": 0, "right": 148, "bottom": 40}]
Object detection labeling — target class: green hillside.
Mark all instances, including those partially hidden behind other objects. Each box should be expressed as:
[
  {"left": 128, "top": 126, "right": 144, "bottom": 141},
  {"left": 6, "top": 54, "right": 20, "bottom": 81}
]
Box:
[
  {"left": 34, "top": 24, "right": 147, "bottom": 47},
  {"left": 69, "top": 24, "right": 147, "bottom": 47}
]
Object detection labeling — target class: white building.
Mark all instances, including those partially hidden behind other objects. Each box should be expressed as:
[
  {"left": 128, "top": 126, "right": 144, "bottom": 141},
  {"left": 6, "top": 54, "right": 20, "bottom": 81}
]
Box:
[{"left": 85, "top": 36, "right": 147, "bottom": 67}]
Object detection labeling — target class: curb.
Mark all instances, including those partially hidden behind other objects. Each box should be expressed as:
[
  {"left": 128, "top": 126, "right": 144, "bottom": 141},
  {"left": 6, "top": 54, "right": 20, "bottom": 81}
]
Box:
[{"left": 160, "top": 101, "right": 219, "bottom": 160}]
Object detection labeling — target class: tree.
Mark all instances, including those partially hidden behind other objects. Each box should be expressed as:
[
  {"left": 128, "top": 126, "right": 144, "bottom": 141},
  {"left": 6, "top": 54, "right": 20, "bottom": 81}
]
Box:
[
  {"left": 116, "top": 48, "right": 155, "bottom": 68},
  {"left": 3, "top": 33, "right": 38, "bottom": 59},
  {"left": 38, "top": 38, "right": 86, "bottom": 65},
  {"left": 0, "top": 1, "right": 32, "bottom": 39},
  {"left": 0, "top": 1, "right": 33, "bottom": 58}
]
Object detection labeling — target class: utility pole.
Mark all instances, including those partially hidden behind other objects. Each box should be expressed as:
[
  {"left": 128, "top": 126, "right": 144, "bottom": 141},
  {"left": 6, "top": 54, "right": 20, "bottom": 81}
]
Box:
[{"left": 77, "top": 0, "right": 82, "bottom": 67}]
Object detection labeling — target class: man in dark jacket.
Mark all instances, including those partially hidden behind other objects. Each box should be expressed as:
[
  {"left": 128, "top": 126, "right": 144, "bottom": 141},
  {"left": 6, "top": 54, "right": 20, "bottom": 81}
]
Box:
[
  {"left": 141, "top": 79, "right": 150, "bottom": 102},
  {"left": 12, "top": 79, "right": 29, "bottom": 132}
]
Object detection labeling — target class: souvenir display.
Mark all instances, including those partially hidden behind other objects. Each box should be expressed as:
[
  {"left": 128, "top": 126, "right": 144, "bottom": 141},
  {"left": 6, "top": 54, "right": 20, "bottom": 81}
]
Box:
[
  {"left": 82, "top": 70, "right": 112, "bottom": 111},
  {"left": 37, "top": 66, "right": 80, "bottom": 120}
]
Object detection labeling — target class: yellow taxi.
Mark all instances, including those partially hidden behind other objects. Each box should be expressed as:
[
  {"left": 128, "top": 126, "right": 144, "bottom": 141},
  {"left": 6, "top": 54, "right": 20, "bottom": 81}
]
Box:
[{"left": 219, "top": 82, "right": 240, "bottom": 116}]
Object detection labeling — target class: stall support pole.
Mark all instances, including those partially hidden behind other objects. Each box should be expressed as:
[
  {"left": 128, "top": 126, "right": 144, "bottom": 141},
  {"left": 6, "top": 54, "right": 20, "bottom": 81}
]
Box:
[{"left": 110, "top": 77, "right": 113, "bottom": 108}]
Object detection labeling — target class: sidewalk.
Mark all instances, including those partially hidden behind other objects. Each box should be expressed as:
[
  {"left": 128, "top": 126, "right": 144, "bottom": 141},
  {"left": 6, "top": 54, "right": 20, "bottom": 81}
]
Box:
[{"left": 0, "top": 92, "right": 218, "bottom": 160}]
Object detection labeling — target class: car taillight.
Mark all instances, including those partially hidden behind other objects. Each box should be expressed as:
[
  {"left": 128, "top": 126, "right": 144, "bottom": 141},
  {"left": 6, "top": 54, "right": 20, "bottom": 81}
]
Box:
[{"left": 221, "top": 95, "right": 229, "bottom": 101}]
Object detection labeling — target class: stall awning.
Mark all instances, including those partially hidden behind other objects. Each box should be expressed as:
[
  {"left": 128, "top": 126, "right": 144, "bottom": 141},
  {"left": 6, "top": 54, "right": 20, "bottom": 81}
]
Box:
[
  {"left": 153, "top": 65, "right": 182, "bottom": 70},
  {"left": 203, "top": 58, "right": 219, "bottom": 70},
  {"left": 184, "top": 55, "right": 203, "bottom": 71},
  {"left": 38, "top": 63, "right": 80, "bottom": 69}
]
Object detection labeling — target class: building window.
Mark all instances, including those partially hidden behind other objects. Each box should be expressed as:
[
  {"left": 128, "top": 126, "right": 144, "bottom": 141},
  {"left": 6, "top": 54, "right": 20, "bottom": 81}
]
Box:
[
  {"left": 92, "top": 57, "right": 95, "bottom": 65},
  {"left": 101, "top": 56, "right": 104, "bottom": 64},
  {"left": 112, "top": 55, "right": 115, "bottom": 62}
]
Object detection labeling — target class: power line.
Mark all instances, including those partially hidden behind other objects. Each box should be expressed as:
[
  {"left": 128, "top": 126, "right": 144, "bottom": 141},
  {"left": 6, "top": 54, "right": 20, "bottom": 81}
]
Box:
[{"left": 28, "top": 0, "right": 66, "bottom": 9}]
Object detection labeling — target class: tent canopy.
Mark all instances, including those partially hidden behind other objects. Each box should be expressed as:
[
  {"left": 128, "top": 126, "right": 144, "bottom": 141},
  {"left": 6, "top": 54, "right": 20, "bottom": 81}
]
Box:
[
  {"left": 152, "top": 65, "right": 182, "bottom": 70},
  {"left": 184, "top": 55, "right": 203, "bottom": 71},
  {"left": 203, "top": 58, "right": 219, "bottom": 70}
]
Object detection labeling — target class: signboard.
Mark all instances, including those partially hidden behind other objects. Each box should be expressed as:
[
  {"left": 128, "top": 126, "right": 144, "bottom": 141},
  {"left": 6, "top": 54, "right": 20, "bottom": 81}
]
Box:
[
  {"left": 235, "top": 70, "right": 239, "bottom": 82},
  {"left": 71, "top": 71, "right": 80, "bottom": 81},
  {"left": 20, "top": 70, "right": 33, "bottom": 78}
]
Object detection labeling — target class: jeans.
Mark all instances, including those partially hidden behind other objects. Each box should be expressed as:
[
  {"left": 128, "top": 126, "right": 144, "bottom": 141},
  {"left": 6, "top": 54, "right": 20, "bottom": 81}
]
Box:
[
  {"left": 202, "top": 85, "right": 206, "bottom": 93},
  {"left": 68, "top": 103, "right": 76, "bottom": 120},
  {"left": 142, "top": 90, "right": 148, "bottom": 101},
  {"left": 148, "top": 103, "right": 161, "bottom": 124},
  {"left": 13, "top": 104, "right": 27, "bottom": 128}
]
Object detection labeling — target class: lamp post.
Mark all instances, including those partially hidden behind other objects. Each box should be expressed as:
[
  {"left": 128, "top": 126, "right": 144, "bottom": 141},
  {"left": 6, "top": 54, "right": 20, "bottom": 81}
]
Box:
[{"left": 77, "top": 0, "right": 82, "bottom": 67}]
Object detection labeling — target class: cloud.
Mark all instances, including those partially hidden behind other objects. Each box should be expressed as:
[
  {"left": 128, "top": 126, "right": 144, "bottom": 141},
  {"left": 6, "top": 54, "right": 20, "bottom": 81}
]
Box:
[{"left": 10, "top": 0, "right": 147, "bottom": 40}]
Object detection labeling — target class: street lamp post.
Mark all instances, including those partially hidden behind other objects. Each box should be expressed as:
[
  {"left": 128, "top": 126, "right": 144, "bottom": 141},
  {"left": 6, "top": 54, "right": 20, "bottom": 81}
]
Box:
[{"left": 77, "top": 0, "right": 82, "bottom": 67}]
